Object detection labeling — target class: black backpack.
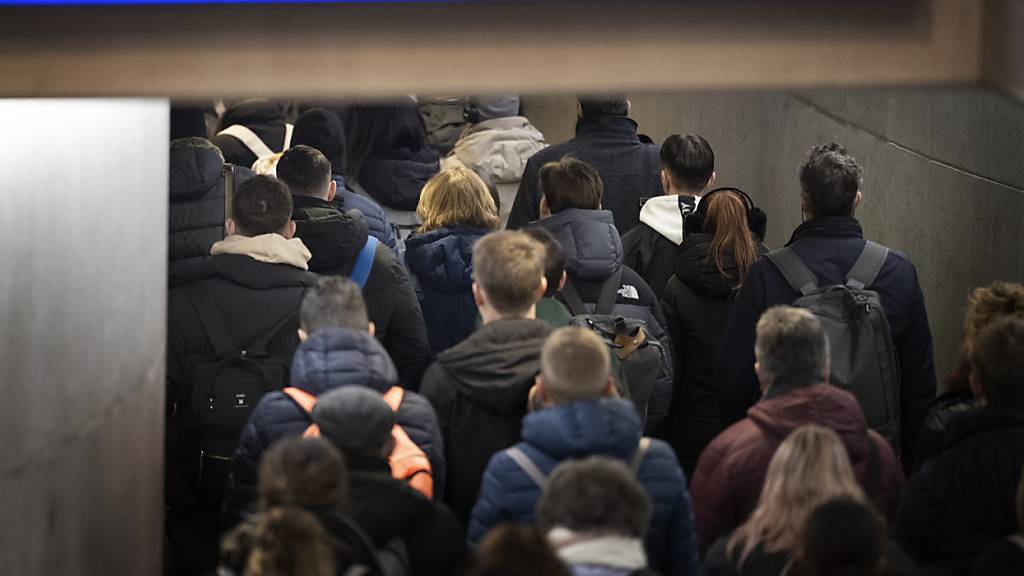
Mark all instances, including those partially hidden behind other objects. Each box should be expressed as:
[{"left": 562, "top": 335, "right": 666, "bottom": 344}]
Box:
[
  {"left": 766, "top": 241, "right": 901, "bottom": 452},
  {"left": 175, "top": 283, "right": 301, "bottom": 503}
]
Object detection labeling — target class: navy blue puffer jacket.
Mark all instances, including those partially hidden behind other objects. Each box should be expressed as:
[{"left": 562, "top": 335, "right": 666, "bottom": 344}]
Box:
[
  {"left": 221, "top": 328, "right": 444, "bottom": 527},
  {"left": 468, "top": 398, "right": 699, "bottom": 576},
  {"left": 404, "top": 226, "right": 490, "bottom": 354}
]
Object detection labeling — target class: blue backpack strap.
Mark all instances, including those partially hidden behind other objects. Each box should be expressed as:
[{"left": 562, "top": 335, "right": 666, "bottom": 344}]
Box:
[{"left": 350, "top": 236, "right": 379, "bottom": 290}]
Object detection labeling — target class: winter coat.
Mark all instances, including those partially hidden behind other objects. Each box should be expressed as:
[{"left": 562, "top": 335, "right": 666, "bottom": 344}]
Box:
[
  {"left": 420, "top": 318, "right": 551, "bottom": 524},
  {"left": 168, "top": 142, "right": 254, "bottom": 263},
  {"left": 469, "top": 398, "right": 700, "bottom": 576},
  {"left": 716, "top": 216, "right": 937, "bottom": 465},
  {"left": 972, "top": 536, "right": 1024, "bottom": 576},
  {"left": 220, "top": 328, "right": 445, "bottom": 528},
  {"left": 332, "top": 174, "right": 397, "bottom": 250},
  {"left": 893, "top": 408, "right": 1024, "bottom": 575},
  {"left": 702, "top": 536, "right": 918, "bottom": 576},
  {"left": 537, "top": 208, "right": 674, "bottom": 430},
  {"left": 353, "top": 146, "right": 439, "bottom": 238},
  {"left": 914, "top": 387, "right": 979, "bottom": 473},
  {"left": 621, "top": 194, "right": 700, "bottom": 297},
  {"left": 507, "top": 115, "right": 661, "bottom": 233},
  {"left": 404, "top": 226, "right": 490, "bottom": 354},
  {"left": 291, "top": 195, "right": 431, "bottom": 389},
  {"left": 660, "top": 234, "right": 766, "bottom": 477},
  {"left": 691, "top": 384, "right": 905, "bottom": 552},
  {"left": 212, "top": 100, "right": 289, "bottom": 169}
]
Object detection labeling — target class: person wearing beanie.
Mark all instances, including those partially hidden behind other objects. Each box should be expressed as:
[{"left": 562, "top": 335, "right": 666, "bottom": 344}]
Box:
[
  {"left": 212, "top": 98, "right": 292, "bottom": 169},
  {"left": 313, "top": 386, "right": 466, "bottom": 576}
]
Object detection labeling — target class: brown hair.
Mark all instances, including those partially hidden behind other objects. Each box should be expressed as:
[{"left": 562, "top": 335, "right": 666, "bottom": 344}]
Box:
[
  {"left": 540, "top": 327, "right": 611, "bottom": 404},
  {"left": 467, "top": 524, "right": 571, "bottom": 576},
  {"left": 417, "top": 167, "right": 499, "bottom": 232},
  {"left": 539, "top": 157, "right": 603, "bottom": 213},
  {"left": 238, "top": 507, "right": 336, "bottom": 576},
  {"left": 473, "top": 231, "right": 546, "bottom": 317},
  {"left": 971, "top": 316, "right": 1024, "bottom": 410},
  {"left": 703, "top": 190, "right": 758, "bottom": 288},
  {"left": 258, "top": 436, "right": 347, "bottom": 512},
  {"left": 959, "top": 281, "right": 1024, "bottom": 363}
]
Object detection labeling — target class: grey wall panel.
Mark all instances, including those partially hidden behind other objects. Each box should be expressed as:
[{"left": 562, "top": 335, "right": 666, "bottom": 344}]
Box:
[{"left": 0, "top": 99, "right": 168, "bottom": 574}]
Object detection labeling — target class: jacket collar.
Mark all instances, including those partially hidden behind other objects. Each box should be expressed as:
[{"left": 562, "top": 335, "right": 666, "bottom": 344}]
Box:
[
  {"left": 210, "top": 234, "right": 312, "bottom": 270},
  {"left": 943, "top": 408, "right": 1024, "bottom": 450},
  {"left": 291, "top": 194, "right": 336, "bottom": 211},
  {"left": 786, "top": 216, "right": 864, "bottom": 246},
  {"left": 548, "top": 527, "right": 647, "bottom": 570},
  {"left": 574, "top": 115, "right": 641, "bottom": 142}
]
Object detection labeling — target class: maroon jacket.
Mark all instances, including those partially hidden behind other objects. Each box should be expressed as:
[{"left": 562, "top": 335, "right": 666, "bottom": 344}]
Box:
[{"left": 691, "top": 383, "right": 904, "bottom": 551}]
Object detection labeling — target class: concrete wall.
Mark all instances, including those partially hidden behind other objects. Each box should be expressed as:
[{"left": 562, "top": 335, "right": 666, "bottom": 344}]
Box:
[
  {"left": 0, "top": 100, "right": 168, "bottom": 574},
  {"left": 522, "top": 88, "right": 1024, "bottom": 382}
]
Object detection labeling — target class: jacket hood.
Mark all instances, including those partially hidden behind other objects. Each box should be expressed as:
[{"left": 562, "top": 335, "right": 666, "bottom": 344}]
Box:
[
  {"left": 170, "top": 144, "right": 224, "bottom": 202},
  {"left": 539, "top": 209, "right": 623, "bottom": 281},
  {"left": 449, "top": 116, "right": 547, "bottom": 183},
  {"left": 404, "top": 226, "right": 488, "bottom": 293},
  {"left": 943, "top": 408, "right": 1024, "bottom": 451},
  {"left": 210, "top": 234, "right": 312, "bottom": 271},
  {"left": 290, "top": 327, "right": 399, "bottom": 395},
  {"left": 749, "top": 384, "right": 869, "bottom": 458},
  {"left": 638, "top": 194, "right": 699, "bottom": 246},
  {"left": 522, "top": 398, "right": 642, "bottom": 459},
  {"left": 219, "top": 99, "right": 285, "bottom": 131},
  {"left": 291, "top": 196, "right": 370, "bottom": 273},
  {"left": 168, "top": 252, "right": 319, "bottom": 291},
  {"left": 674, "top": 233, "right": 739, "bottom": 299},
  {"left": 437, "top": 319, "right": 551, "bottom": 413},
  {"left": 358, "top": 149, "right": 439, "bottom": 211}
]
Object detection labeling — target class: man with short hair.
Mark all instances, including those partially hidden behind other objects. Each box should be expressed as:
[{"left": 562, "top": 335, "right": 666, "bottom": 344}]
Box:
[
  {"left": 420, "top": 230, "right": 553, "bottom": 524},
  {"left": 691, "top": 306, "right": 904, "bottom": 552},
  {"left": 507, "top": 95, "right": 660, "bottom": 232},
  {"left": 716, "top": 143, "right": 936, "bottom": 466},
  {"left": 893, "top": 315, "right": 1024, "bottom": 575},
  {"left": 520, "top": 226, "right": 573, "bottom": 327},
  {"left": 469, "top": 327, "right": 699, "bottom": 576},
  {"left": 277, "top": 144, "right": 431, "bottom": 389},
  {"left": 622, "top": 134, "right": 716, "bottom": 295}
]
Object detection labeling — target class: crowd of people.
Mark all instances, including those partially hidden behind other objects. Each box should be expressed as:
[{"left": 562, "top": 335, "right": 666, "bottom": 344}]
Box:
[{"left": 165, "top": 95, "right": 1024, "bottom": 576}]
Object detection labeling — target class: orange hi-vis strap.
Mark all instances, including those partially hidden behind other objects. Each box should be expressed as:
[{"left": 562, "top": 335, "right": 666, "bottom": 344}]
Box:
[
  {"left": 383, "top": 387, "right": 434, "bottom": 500},
  {"left": 282, "top": 387, "right": 321, "bottom": 437}
]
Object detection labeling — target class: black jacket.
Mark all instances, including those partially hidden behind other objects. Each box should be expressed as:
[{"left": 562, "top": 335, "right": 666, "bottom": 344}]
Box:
[
  {"left": 972, "top": 537, "right": 1024, "bottom": 576},
  {"left": 168, "top": 143, "right": 254, "bottom": 263},
  {"left": 716, "top": 217, "right": 936, "bottom": 464},
  {"left": 507, "top": 115, "right": 660, "bottom": 233},
  {"left": 419, "top": 318, "right": 551, "bottom": 524},
  {"left": 893, "top": 408, "right": 1024, "bottom": 575},
  {"left": 913, "top": 386, "right": 979, "bottom": 473},
  {"left": 291, "top": 195, "right": 431, "bottom": 388},
  {"left": 622, "top": 195, "right": 700, "bottom": 297},
  {"left": 703, "top": 536, "right": 918, "bottom": 576},
  {"left": 211, "top": 100, "right": 289, "bottom": 169},
  {"left": 356, "top": 147, "right": 440, "bottom": 211}
]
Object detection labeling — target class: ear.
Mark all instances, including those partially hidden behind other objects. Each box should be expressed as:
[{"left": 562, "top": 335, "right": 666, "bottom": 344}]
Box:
[
  {"left": 854, "top": 190, "right": 863, "bottom": 211},
  {"left": 576, "top": 101, "right": 583, "bottom": 119},
  {"left": 539, "top": 194, "right": 551, "bottom": 218},
  {"left": 822, "top": 356, "right": 831, "bottom": 385},
  {"left": 282, "top": 220, "right": 297, "bottom": 239},
  {"left": 297, "top": 328, "right": 309, "bottom": 342},
  {"left": 472, "top": 282, "right": 486, "bottom": 308},
  {"left": 626, "top": 100, "right": 632, "bottom": 116},
  {"left": 225, "top": 218, "right": 237, "bottom": 236},
  {"left": 558, "top": 270, "right": 567, "bottom": 292},
  {"left": 755, "top": 361, "right": 767, "bottom": 392},
  {"left": 660, "top": 169, "right": 670, "bottom": 194},
  {"left": 969, "top": 369, "right": 983, "bottom": 400},
  {"left": 535, "top": 375, "right": 551, "bottom": 406},
  {"left": 706, "top": 171, "right": 717, "bottom": 191},
  {"left": 367, "top": 321, "right": 376, "bottom": 337},
  {"left": 327, "top": 179, "right": 338, "bottom": 203},
  {"left": 535, "top": 277, "right": 548, "bottom": 301},
  {"left": 602, "top": 378, "right": 617, "bottom": 398}
]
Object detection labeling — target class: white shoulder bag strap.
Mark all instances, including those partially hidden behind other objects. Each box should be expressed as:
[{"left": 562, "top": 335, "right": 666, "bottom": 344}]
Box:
[
  {"left": 217, "top": 124, "right": 275, "bottom": 159},
  {"left": 283, "top": 123, "right": 294, "bottom": 150}
]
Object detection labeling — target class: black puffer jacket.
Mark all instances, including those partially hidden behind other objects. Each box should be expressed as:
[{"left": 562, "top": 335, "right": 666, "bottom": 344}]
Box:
[
  {"left": 168, "top": 143, "right": 254, "bottom": 263},
  {"left": 357, "top": 148, "right": 440, "bottom": 212},
  {"left": 291, "top": 195, "right": 431, "bottom": 388},
  {"left": 419, "top": 318, "right": 552, "bottom": 524},
  {"left": 212, "top": 99, "right": 289, "bottom": 168}
]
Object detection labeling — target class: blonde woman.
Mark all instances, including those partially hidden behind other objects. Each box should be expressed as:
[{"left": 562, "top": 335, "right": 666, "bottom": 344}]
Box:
[{"left": 404, "top": 167, "right": 499, "bottom": 353}]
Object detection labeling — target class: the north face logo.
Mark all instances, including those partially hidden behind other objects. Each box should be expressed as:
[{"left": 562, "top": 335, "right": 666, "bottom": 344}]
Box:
[{"left": 618, "top": 284, "right": 640, "bottom": 300}]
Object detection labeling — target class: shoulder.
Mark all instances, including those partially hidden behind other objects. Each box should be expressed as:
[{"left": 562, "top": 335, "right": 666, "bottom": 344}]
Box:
[
  {"left": 620, "top": 265, "right": 658, "bottom": 304},
  {"left": 420, "top": 362, "right": 453, "bottom": 396}
]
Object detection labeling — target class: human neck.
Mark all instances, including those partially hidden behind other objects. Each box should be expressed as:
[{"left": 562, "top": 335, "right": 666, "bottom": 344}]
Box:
[
  {"left": 479, "top": 304, "right": 537, "bottom": 325},
  {"left": 666, "top": 186, "right": 700, "bottom": 197}
]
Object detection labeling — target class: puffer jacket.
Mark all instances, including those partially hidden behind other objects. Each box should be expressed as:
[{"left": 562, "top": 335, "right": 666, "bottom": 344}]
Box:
[
  {"left": 221, "top": 328, "right": 444, "bottom": 528},
  {"left": 404, "top": 226, "right": 490, "bottom": 354},
  {"left": 537, "top": 209, "right": 673, "bottom": 431},
  {"left": 168, "top": 143, "right": 254, "bottom": 263},
  {"left": 211, "top": 99, "right": 289, "bottom": 169},
  {"left": 622, "top": 194, "right": 699, "bottom": 297},
  {"left": 354, "top": 147, "right": 439, "bottom": 219},
  {"left": 469, "top": 398, "right": 700, "bottom": 576},
  {"left": 690, "top": 384, "right": 905, "bottom": 552},
  {"left": 331, "top": 174, "right": 396, "bottom": 249}
]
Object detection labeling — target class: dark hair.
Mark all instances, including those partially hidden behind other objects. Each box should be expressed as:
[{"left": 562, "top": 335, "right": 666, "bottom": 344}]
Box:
[
  {"left": 522, "top": 226, "right": 566, "bottom": 298},
  {"left": 277, "top": 145, "right": 333, "bottom": 198},
  {"left": 971, "top": 315, "right": 1024, "bottom": 410},
  {"left": 794, "top": 497, "right": 885, "bottom": 576},
  {"left": 300, "top": 276, "right": 369, "bottom": 334},
  {"left": 343, "top": 103, "right": 429, "bottom": 183},
  {"left": 799, "top": 143, "right": 862, "bottom": 218},
  {"left": 536, "top": 456, "right": 651, "bottom": 538},
  {"left": 540, "top": 157, "right": 603, "bottom": 213},
  {"left": 578, "top": 95, "right": 629, "bottom": 117},
  {"left": 292, "top": 107, "right": 347, "bottom": 174},
  {"left": 258, "top": 436, "right": 347, "bottom": 512},
  {"left": 221, "top": 507, "right": 336, "bottom": 576},
  {"left": 466, "top": 525, "right": 570, "bottom": 576},
  {"left": 233, "top": 175, "right": 293, "bottom": 236},
  {"left": 661, "top": 134, "right": 714, "bottom": 191}
]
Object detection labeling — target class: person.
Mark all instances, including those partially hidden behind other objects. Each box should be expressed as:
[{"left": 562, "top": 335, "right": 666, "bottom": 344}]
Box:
[
  {"left": 168, "top": 136, "right": 254, "bottom": 263},
  {"left": 914, "top": 281, "right": 1023, "bottom": 470},
  {"left": 221, "top": 277, "right": 444, "bottom": 528},
  {"left": 622, "top": 134, "right": 716, "bottom": 296},
  {"left": 419, "top": 231, "right": 552, "bottom": 524},
  {"left": 344, "top": 102, "right": 441, "bottom": 245},
  {"left": 419, "top": 96, "right": 468, "bottom": 155},
  {"left": 404, "top": 167, "right": 499, "bottom": 353},
  {"left": 212, "top": 99, "right": 292, "bottom": 169},
  {"left": 276, "top": 144, "right": 431, "bottom": 388},
  {"left": 166, "top": 174, "right": 319, "bottom": 575},
  {"left": 521, "top": 226, "right": 574, "bottom": 328},
  {"left": 972, "top": 470, "right": 1024, "bottom": 576},
  {"left": 291, "top": 107, "right": 397, "bottom": 249},
  {"left": 691, "top": 306, "right": 904, "bottom": 552},
  {"left": 312, "top": 386, "right": 466, "bottom": 576},
  {"left": 441, "top": 95, "right": 547, "bottom": 226},
  {"left": 466, "top": 525, "right": 571, "bottom": 576},
  {"left": 893, "top": 315, "right": 1024, "bottom": 575},
  {"left": 533, "top": 157, "right": 673, "bottom": 430},
  {"left": 716, "top": 142, "right": 936, "bottom": 467},
  {"left": 537, "top": 456, "right": 660, "bottom": 576},
  {"left": 660, "top": 189, "right": 766, "bottom": 477},
  {"left": 470, "top": 327, "right": 699, "bottom": 576},
  {"left": 507, "top": 95, "right": 660, "bottom": 233}
]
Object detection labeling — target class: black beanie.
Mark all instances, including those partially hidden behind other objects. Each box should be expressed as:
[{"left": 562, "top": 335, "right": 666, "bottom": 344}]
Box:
[
  {"left": 293, "top": 108, "right": 347, "bottom": 174},
  {"left": 170, "top": 105, "right": 208, "bottom": 140}
]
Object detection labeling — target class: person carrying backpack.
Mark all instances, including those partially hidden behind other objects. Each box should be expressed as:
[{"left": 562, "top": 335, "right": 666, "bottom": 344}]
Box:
[
  {"left": 212, "top": 99, "right": 293, "bottom": 171},
  {"left": 716, "top": 143, "right": 936, "bottom": 468}
]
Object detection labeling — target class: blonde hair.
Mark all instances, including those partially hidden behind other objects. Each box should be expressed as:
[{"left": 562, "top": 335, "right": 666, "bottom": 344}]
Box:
[
  {"left": 960, "top": 281, "right": 1024, "bottom": 363},
  {"left": 540, "top": 327, "right": 611, "bottom": 404},
  {"left": 473, "top": 231, "right": 546, "bottom": 317},
  {"left": 417, "top": 167, "right": 499, "bottom": 233},
  {"left": 727, "top": 425, "right": 865, "bottom": 567}
]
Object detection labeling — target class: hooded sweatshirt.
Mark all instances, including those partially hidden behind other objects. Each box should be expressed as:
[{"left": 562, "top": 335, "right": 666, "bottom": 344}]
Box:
[
  {"left": 420, "top": 318, "right": 552, "bottom": 523},
  {"left": 622, "top": 194, "right": 699, "bottom": 296},
  {"left": 211, "top": 234, "right": 312, "bottom": 270}
]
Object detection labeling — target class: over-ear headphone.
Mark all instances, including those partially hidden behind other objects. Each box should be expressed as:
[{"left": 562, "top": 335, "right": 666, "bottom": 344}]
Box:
[{"left": 684, "top": 186, "right": 762, "bottom": 239}]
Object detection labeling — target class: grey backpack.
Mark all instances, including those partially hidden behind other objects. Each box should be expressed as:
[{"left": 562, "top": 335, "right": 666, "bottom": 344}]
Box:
[{"left": 766, "top": 241, "right": 901, "bottom": 452}]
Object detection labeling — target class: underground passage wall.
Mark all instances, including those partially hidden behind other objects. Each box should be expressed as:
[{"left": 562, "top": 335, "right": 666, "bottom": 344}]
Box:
[
  {"left": 0, "top": 100, "right": 168, "bottom": 574},
  {"left": 524, "top": 88, "right": 1024, "bottom": 381}
]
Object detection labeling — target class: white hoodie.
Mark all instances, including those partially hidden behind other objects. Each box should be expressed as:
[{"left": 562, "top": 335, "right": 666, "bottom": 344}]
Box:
[{"left": 636, "top": 194, "right": 700, "bottom": 246}]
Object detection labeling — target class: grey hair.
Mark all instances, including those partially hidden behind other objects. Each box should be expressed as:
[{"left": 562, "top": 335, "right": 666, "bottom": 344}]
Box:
[
  {"left": 755, "top": 306, "right": 830, "bottom": 392},
  {"left": 536, "top": 456, "right": 651, "bottom": 538},
  {"left": 170, "top": 136, "right": 224, "bottom": 163}
]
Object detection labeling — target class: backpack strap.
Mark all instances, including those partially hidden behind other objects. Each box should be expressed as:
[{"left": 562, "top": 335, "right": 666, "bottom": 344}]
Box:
[
  {"left": 505, "top": 447, "right": 549, "bottom": 490},
  {"left": 845, "top": 241, "right": 890, "bottom": 290},
  {"left": 282, "top": 123, "right": 294, "bottom": 150},
  {"left": 350, "top": 236, "right": 379, "bottom": 290},
  {"left": 383, "top": 386, "right": 404, "bottom": 412},
  {"left": 559, "top": 275, "right": 587, "bottom": 316},
  {"left": 595, "top": 268, "right": 624, "bottom": 316},
  {"left": 217, "top": 124, "right": 275, "bottom": 160},
  {"left": 223, "top": 163, "right": 235, "bottom": 226},
  {"left": 248, "top": 302, "right": 303, "bottom": 353},
  {"left": 282, "top": 387, "right": 317, "bottom": 415},
  {"left": 864, "top": 436, "right": 881, "bottom": 502},
  {"left": 765, "top": 247, "right": 819, "bottom": 296},
  {"left": 184, "top": 283, "right": 237, "bottom": 358},
  {"left": 628, "top": 437, "right": 652, "bottom": 476}
]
